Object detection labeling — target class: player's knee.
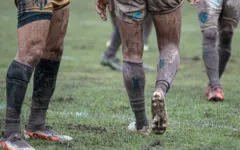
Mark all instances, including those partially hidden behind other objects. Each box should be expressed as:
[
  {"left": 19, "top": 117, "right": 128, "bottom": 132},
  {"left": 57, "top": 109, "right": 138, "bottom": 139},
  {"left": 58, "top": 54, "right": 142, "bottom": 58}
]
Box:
[
  {"left": 219, "top": 31, "right": 233, "bottom": 45},
  {"left": 123, "top": 55, "right": 142, "bottom": 63},
  {"left": 218, "top": 31, "right": 233, "bottom": 54},
  {"left": 17, "top": 46, "right": 44, "bottom": 67},
  {"left": 43, "top": 46, "right": 64, "bottom": 60},
  {"left": 202, "top": 28, "right": 218, "bottom": 41},
  {"left": 24, "top": 50, "right": 42, "bottom": 67},
  {"left": 122, "top": 41, "right": 143, "bottom": 62}
]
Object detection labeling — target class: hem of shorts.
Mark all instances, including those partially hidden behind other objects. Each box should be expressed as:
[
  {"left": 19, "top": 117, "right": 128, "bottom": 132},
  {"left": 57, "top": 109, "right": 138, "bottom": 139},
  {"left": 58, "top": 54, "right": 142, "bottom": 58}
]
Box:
[
  {"left": 114, "top": 2, "right": 145, "bottom": 24},
  {"left": 115, "top": 15, "right": 144, "bottom": 24},
  {"left": 54, "top": 2, "right": 70, "bottom": 10},
  {"left": 149, "top": 0, "right": 184, "bottom": 15},
  {"left": 18, "top": 12, "right": 52, "bottom": 28}
]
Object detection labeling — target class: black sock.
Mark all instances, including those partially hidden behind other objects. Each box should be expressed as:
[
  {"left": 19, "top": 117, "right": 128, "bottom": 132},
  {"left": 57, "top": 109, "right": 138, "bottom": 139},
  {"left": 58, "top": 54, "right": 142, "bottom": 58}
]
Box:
[
  {"left": 27, "top": 59, "right": 60, "bottom": 131},
  {"left": 4, "top": 60, "right": 33, "bottom": 138},
  {"left": 218, "top": 31, "right": 233, "bottom": 78},
  {"left": 123, "top": 61, "right": 148, "bottom": 129},
  {"left": 202, "top": 29, "right": 219, "bottom": 86}
]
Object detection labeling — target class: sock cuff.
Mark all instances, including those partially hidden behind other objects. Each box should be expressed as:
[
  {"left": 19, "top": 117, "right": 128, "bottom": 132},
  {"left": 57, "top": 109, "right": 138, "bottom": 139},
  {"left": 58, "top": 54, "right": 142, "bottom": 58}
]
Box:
[
  {"left": 7, "top": 60, "right": 33, "bottom": 82},
  {"left": 156, "top": 80, "right": 170, "bottom": 93},
  {"left": 5, "top": 118, "right": 21, "bottom": 123},
  {"left": 31, "top": 107, "right": 48, "bottom": 110},
  {"left": 35, "top": 59, "right": 61, "bottom": 75},
  {"left": 123, "top": 60, "right": 143, "bottom": 64}
]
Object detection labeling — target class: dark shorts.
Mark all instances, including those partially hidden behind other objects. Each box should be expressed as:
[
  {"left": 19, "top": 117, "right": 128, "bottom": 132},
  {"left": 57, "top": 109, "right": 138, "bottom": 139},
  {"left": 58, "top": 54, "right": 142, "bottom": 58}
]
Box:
[
  {"left": 15, "top": 0, "right": 70, "bottom": 28},
  {"left": 114, "top": 0, "right": 184, "bottom": 24},
  {"left": 197, "top": 0, "right": 240, "bottom": 31}
]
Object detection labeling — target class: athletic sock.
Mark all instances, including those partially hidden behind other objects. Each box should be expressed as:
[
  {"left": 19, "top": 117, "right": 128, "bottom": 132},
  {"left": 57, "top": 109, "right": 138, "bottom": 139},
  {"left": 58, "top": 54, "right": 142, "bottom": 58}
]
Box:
[
  {"left": 155, "top": 81, "right": 169, "bottom": 96},
  {"left": 202, "top": 29, "right": 219, "bottom": 86},
  {"left": 156, "top": 48, "right": 180, "bottom": 95},
  {"left": 4, "top": 60, "right": 33, "bottom": 138},
  {"left": 218, "top": 31, "right": 233, "bottom": 78},
  {"left": 123, "top": 61, "right": 148, "bottom": 129},
  {"left": 27, "top": 59, "right": 60, "bottom": 131}
]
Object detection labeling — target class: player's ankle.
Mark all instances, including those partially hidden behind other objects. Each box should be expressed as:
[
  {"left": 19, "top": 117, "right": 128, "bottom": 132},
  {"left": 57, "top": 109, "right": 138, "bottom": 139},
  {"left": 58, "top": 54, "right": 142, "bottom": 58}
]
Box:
[{"left": 134, "top": 110, "right": 148, "bottom": 130}]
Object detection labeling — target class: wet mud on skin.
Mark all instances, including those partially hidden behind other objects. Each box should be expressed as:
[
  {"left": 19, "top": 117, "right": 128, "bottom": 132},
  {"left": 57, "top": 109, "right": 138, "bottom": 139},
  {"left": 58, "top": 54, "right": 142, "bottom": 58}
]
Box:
[{"left": 117, "top": 17, "right": 144, "bottom": 62}]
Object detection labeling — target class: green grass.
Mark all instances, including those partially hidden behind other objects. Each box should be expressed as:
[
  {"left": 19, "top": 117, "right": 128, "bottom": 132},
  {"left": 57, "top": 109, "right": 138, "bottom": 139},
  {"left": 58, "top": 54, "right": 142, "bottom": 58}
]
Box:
[{"left": 0, "top": 1, "right": 240, "bottom": 150}]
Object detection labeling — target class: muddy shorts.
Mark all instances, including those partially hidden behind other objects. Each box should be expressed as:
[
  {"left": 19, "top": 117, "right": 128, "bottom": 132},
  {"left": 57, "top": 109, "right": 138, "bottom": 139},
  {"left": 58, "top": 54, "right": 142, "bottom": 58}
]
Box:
[
  {"left": 15, "top": 0, "right": 70, "bottom": 28},
  {"left": 114, "top": 0, "right": 184, "bottom": 24},
  {"left": 197, "top": 0, "right": 240, "bottom": 31}
]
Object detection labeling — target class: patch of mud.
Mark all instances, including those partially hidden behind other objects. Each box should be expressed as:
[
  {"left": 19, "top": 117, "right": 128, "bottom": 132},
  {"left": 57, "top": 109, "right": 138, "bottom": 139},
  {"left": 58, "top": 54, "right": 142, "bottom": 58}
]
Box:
[
  {"left": 118, "top": 105, "right": 129, "bottom": 111},
  {"left": 68, "top": 124, "right": 107, "bottom": 134},
  {"left": 56, "top": 142, "right": 72, "bottom": 150},
  {"left": 54, "top": 96, "right": 74, "bottom": 102},
  {"left": 145, "top": 141, "right": 165, "bottom": 150},
  {"left": 182, "top": 56, "right": 201, "bottom": 62}
]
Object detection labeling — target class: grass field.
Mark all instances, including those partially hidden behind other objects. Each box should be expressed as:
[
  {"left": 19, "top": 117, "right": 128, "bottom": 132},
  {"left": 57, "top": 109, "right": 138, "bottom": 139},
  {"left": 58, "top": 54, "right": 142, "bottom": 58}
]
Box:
[{"left": 0, "top": 1, "right": 240, "bottom": 150}]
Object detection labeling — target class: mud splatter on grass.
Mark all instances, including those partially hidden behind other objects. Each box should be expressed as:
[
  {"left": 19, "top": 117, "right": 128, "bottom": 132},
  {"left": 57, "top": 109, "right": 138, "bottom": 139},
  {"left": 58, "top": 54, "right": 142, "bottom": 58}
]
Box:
[{"left": 68, "top": 124, "right": 107, "bottom": 134}]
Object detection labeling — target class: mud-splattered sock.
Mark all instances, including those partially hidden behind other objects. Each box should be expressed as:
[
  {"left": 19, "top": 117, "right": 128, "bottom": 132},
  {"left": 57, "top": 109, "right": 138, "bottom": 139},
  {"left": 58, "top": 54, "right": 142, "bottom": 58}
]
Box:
[
  {"left": 27, "top": 59, "right": 60, "bottom": 131},
  {"left": 155, "top": 80, "right": 169, "bottom": 96},
  {"left": 123, "top": 61, "right": 148, "bottom": 129},
  {"left": 218, "top": 31, "right": 233, "bottom": 78},
  {"left": 156, "top": 48, "right": 180, "bottom": 95},
  {"left": 4, "top": 60, "right": 33, "bottom": 138},
  {"left": 202, "top": 29, "right": 219, "bottom": 86}
]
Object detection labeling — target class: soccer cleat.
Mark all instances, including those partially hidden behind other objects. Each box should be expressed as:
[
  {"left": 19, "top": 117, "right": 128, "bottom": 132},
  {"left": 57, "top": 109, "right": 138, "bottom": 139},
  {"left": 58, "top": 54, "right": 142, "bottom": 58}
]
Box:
[
  {"left": 127, "top": 122, "right": 150, "bottom": 136},
  {"left": 100, "top": 54, "right": 123, "bottom": 71},
  {"left": 24, "top": 126, "right": 72, "bottom": 142},
  {"left": 0, "top": 133, "right": 35, "bottom": 150},
  {"left": 151, "top": 89, "right": 168, "bottom": 135},
  {"left": 207, "top": 85, "right": 224, "bottom": 101}
]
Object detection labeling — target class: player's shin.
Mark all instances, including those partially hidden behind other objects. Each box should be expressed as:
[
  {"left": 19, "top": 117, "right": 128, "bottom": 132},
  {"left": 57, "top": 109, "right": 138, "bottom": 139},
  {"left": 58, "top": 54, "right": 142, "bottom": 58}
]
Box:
[
  {"left": 202, "top": 28, "right": 219, "bottom": 86},
  {"left": 27, "top": 59, "right": 60, "bottom": 131},
  {"left": 123, "top": 61, "right": 148, "bottom": 129},
  {"left": 4, "top": 61, "right": 33, "bottom": 137}
]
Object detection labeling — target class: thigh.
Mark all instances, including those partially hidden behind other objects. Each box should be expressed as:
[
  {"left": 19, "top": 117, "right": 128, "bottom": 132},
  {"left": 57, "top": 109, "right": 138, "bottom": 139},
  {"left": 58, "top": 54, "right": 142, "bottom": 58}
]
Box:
[
  {"left": 114, "top": 0, "right": 147, "bottom": 24},
  {"left": 147, "top": 0, "right": 183, "bottom": 14},
  {"left": 117, "top": 17, "right": 144, "bottom": 62},
  {"left": 197, "top": 0, "right": 223, "bottom": 31},
  {"left": 42, "top": 5, "right": 70, "bottom": 60},
  {"left": 152, "top": 8, "right": 181, "bottom": 51},
  {"left": 219, "top": 0, "right": 240, "bottom": 32},
  {"left": 16, "top": 20, "right": 51, "bottom": 67}
]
